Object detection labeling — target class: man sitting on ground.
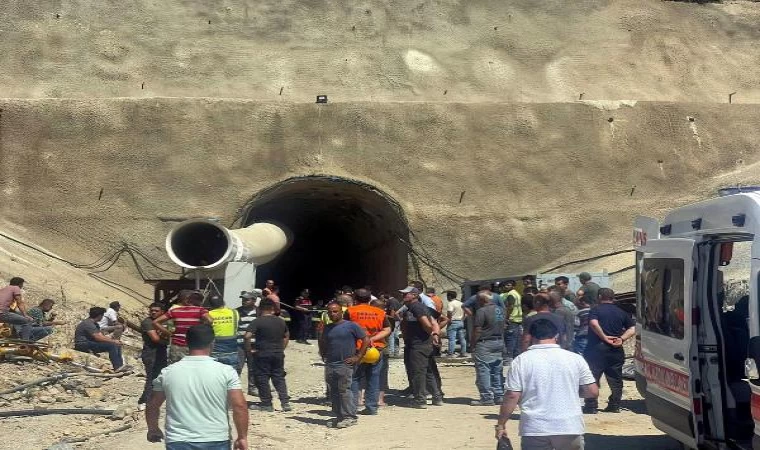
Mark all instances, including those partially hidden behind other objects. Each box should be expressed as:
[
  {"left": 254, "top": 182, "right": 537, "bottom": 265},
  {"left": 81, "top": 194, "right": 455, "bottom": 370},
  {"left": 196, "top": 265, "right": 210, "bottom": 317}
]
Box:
[
  {"left": 27, "top": 298, "right": 66, "bottom": 341},
  {"left": 98, "top": 301, "right": 125, "bottom": 340},
  {"left": 0, "top": 277, "right": 32, "bottom": 340},
  {"left": 74, "top": 306, "right": 130, "bottom": 372}
]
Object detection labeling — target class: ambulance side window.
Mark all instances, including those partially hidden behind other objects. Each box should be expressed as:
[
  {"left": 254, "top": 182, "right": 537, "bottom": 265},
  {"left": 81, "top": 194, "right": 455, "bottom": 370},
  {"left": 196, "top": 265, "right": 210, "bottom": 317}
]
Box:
[{"left": 641, "top": 258, "right": 685, "bottom": 339}]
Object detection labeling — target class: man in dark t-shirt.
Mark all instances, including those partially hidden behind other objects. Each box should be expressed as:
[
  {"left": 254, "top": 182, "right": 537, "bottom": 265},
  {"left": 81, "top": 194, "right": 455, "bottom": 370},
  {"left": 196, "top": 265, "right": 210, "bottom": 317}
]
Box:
[
  {"left": 244, "top": 299, "right": 291, "bottom": 412},
  {"left": 400, "top": 288, "right": 442, "bottom": 408},
  {"left": 319, "top": 302, "right": 369, "bottom": 428},
  {"left": 577, "top": 272, "right": 601, "bottom": 307},
  {"left": 138, "top": 303, "right": 168, "bottom": 405},
  {"left": 470, "top": 293, "right": 506, "bottom": 406},
  {"left": 583, "top": 288, "right": 635, "bottom": 414},
  {"left": 521, "top": 293, "right": 567, "bottom": 351}
]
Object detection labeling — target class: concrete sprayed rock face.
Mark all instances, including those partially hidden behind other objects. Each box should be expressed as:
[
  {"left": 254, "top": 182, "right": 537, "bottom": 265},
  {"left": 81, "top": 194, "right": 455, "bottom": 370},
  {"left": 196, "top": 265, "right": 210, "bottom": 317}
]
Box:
[
  {"left": 2, "top": 99, "right": 760, "bottom": 294},
  {"left": 1, "top": 0, "right": 760, "bottom": 299}
]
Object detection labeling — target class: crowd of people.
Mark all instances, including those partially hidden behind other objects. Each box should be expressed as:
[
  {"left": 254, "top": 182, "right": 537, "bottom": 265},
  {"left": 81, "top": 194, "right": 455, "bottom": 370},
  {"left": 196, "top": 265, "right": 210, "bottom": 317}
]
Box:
[{"left": 0, "top": 273, "right": 636, "bottom": 450}]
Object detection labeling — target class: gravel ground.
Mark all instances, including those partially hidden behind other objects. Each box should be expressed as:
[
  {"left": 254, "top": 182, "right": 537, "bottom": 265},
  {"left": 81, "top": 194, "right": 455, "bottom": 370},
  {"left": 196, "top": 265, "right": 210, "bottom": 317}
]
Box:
[{"left": 0, "top": 337, "right": 683, "bottom": 450}]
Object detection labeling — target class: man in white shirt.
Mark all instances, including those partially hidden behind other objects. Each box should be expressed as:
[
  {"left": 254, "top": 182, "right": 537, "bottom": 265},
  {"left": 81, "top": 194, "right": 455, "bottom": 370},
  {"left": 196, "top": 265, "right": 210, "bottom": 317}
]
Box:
[
  {"left": 146, "top": 324, "right": 249, "bottom": 450},
  {"left": 446, "top": 291, "right": 467, "bottom": 356},
  {"left": 98, "top": 301, "right": 124, "bottom": 340},
  {"left": 495, "top": 318, "right": 598, "bottom": 450}
]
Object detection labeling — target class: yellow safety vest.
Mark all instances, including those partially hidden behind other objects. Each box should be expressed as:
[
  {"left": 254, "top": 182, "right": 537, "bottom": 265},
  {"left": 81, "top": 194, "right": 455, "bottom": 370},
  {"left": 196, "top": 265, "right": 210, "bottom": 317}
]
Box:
[
  {"left": 209, "top": 307, "right": 239, "bottom": 339},
  {"left": 505, "top": 289, "right": 523, "bottom": 323}
]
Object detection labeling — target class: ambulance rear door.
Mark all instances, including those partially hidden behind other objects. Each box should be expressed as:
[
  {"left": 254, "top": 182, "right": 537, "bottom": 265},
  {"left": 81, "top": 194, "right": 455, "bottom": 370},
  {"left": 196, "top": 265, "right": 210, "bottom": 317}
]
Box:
[{"left": 638, "top": 237, "right": 700, "bottom": 448}]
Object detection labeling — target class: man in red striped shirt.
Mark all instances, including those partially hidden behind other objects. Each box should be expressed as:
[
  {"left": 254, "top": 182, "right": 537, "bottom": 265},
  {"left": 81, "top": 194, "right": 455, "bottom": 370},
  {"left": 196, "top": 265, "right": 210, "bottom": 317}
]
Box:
[{"left": 154, "top": 290, "right": 213, "bottom": 364}]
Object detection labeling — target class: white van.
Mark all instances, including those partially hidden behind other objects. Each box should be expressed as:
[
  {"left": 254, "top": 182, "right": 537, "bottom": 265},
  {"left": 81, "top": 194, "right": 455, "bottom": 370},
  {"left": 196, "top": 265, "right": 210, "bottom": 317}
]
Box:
[{"left": 634, "top": 188, "right": 760, "bottom": 450}]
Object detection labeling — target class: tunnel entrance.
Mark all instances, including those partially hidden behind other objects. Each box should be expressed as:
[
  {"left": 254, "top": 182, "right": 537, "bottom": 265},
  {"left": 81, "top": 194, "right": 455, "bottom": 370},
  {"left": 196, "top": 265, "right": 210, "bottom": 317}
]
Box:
[{"left": 242, "top": 176, "right": 410, "bottom": 303}]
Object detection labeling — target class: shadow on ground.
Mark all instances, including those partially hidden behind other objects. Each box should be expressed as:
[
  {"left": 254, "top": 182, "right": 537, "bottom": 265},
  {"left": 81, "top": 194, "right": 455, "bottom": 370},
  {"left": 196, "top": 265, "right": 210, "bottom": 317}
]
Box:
[
  {"left": 585, "top": 433, "right": 680, "bottom": 449},
  {"left": 286, "top": 415, "right": 331, "bottom": 426},
  {"left": 619, "top": 399, "right": 648, "bottom": 414}
]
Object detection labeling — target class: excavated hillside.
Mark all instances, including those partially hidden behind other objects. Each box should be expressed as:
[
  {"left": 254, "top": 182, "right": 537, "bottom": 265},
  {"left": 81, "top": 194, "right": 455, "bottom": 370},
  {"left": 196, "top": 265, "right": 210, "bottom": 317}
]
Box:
[{"left": 1, "top": 0, "right": 760, "bottom": 305}]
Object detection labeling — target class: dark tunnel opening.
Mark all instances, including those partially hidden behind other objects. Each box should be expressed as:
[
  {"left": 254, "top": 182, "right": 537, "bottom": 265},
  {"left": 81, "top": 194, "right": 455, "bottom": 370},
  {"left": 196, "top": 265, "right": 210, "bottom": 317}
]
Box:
[{"left": 242, "top": 176, "right": 410, "bottom": 303}]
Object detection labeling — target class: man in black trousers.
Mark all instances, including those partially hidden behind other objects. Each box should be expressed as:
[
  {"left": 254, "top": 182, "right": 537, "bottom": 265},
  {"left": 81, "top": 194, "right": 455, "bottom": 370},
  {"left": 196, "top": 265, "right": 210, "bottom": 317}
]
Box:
[
  {"left": 244, "top": 298, "right": 292, "bottom": 412},
  {"left": 583, "top": 288, "right": 635, "bottom": 414}
]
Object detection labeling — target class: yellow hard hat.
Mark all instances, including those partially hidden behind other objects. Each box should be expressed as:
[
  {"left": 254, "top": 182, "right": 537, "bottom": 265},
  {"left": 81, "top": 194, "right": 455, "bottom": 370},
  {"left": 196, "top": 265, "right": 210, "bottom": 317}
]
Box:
[{"left": 361, "top": 347, "right": 381, "bottom": 365}]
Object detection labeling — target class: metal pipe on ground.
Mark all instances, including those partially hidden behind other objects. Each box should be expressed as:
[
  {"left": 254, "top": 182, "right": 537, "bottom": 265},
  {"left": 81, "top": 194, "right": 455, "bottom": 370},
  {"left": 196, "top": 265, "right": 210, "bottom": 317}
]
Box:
[{"left": 0, "top": 408, "right": 115, "bottom": 418}]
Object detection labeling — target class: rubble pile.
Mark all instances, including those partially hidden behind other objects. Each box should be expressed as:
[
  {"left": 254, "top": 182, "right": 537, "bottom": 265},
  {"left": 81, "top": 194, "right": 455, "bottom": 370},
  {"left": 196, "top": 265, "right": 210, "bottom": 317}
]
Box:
[{"left": 0, "top": 353, "right": 145, "bottom": 447}]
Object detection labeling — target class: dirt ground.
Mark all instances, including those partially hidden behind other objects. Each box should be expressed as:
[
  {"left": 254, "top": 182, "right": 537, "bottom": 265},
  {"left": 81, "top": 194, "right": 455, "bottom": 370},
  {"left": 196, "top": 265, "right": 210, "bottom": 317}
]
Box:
[{"left": 0, "top": 338, "right": 681, "bottom": 450}]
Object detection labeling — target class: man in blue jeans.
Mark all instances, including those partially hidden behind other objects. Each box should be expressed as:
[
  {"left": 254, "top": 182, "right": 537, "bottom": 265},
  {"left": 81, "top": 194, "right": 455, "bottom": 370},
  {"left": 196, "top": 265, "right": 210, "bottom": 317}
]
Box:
[
  {"left": 74, "top": 307, "right": 128, "bottom": 371},
  {"left": 470, "top": 292, "right": 505, "bottom": 406},
  {"left": 0, "top": 277, "right": 32, "bottom": 340},
  {"left": 446, "top": 291, "right": 467, "bottom": 356}
]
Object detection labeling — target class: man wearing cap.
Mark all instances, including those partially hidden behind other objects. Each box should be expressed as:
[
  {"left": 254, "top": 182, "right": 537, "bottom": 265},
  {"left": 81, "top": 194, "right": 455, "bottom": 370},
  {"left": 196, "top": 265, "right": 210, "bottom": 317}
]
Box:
[
  {"left": 576, "top": 273, "right": 600, "bottom": 307},
  {"left": 397, "top": 285, "right": 445, "bottom": 399},
  {"left": 237, "top": 290, "right": 261, "bottom": 396},
  {"left": 400, "top": 287, "right": 443, "bottom": 408},
  {"left": 154, "top": 290, "right": 213, "bottom": 364}
]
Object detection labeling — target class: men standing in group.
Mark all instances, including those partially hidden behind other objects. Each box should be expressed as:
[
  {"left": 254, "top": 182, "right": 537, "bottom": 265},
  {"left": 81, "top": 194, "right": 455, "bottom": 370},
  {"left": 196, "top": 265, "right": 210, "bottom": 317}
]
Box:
[
  {"left": 263, "top": 279, "right": 276, "bottom": 297},
  {"left": 154, "top": 290, "right": 212, "bottom": 363},
  {"left": 550, "top": 290, "right": 575, "bottom": 350},
  {"left": 74, "top": 307, "right": 128, "bottom": 371},
  {"left": 0, "top": 277, "right": 32, "bottom": 340},
  {"left": 146, "top": 325, "right": 249, "bottom": 450},
  {"left": 98, "top": 301, "right": 124, "bottom": 340},
  {"left": 138, "top": 303, "right": 168, "bottom": 406},
  {"left": 397, "top": 284, "right": 445, "bottom": 399},
  {"left": 463, "top": 284, "right": 505, "bottom": 316},
  {"left": 319, "top": 302, "right": 370, "bottom": 428},
  {"left": 266, "top": 286, "right": 282, "bottom": 314},
  {"left": 27, "top": 298, "right": 66, "bottom": 341},
  {"left": 346, "top": 288, "right": 391, "bottom": 415},
  {"left": 521, "top": 293, "right": 567, "bottom": 351},
  {"left": 496, "top": 319, "right": 598, "bottom": 450},
  {"left": 576, "top": 272, "right": 600, "bottom": 308},
  {"left": 426, "top": 287, "right": 443, "bottom": 314},
  {"left": 573, "top": 295, "right": 592, "bottom": 355},
  {"left": 400, "top": 287, "right": 443, "bottom": 408},
  {"left": 470, "top": 292, "right": 506, "bottom": 406},
  {"left": 555, "top": 276, "right": 577, "bottom": 303},
  {"left": 293, "top": 288, "right": 314, "bottom": 345},
  {"left": 384, "top": 293, "right": 403, "bottom": 357},
  {"left": 502, "top": 280, "right": 523, "bottom": 364},
  {"left": 236, "top": 291, "right": 260, "bottom": 396},
  {"left": 244, "top": 298, "right": 291, "bottom": 412},
  {"left": 446, "top": 290, "right": 467, "bottom": 357},
  {"left": 522, "top": 275, "right": 535, "bottom": 291},
  {"left": 208, "top": 295, "right": 240, "bottom": 369},
  {"left": 583, "top": 288, "right": 635, "bottom": 414}
]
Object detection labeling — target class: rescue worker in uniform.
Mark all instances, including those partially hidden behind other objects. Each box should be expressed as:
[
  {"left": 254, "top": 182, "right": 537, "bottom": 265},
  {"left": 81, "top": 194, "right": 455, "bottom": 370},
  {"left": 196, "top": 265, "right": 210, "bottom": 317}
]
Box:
[
  {"left": 208, "top": 295, "right": 240, "bottom": 369},
  {"left": 346, "top": 288, "right": 391, "bottom": 415}
]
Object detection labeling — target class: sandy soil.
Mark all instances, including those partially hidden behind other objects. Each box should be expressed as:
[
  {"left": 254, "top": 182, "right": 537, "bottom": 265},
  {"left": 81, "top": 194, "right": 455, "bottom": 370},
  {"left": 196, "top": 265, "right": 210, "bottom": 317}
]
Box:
[{"left": 0, "top": 340, "right": 681, "bottom": 450}]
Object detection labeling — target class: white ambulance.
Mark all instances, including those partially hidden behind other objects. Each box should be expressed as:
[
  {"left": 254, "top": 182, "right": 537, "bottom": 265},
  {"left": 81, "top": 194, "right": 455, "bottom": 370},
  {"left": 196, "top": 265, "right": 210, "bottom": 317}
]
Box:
[{"left": 634, "top": 187, "right": 760, "bottom": 450}]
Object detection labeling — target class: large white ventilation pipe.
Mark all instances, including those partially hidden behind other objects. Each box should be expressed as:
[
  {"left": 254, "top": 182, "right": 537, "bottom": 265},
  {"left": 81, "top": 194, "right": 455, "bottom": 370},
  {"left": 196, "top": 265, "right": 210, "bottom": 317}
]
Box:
[{"left": 166, "top": 219, "right": 290, "bottom": 270}]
